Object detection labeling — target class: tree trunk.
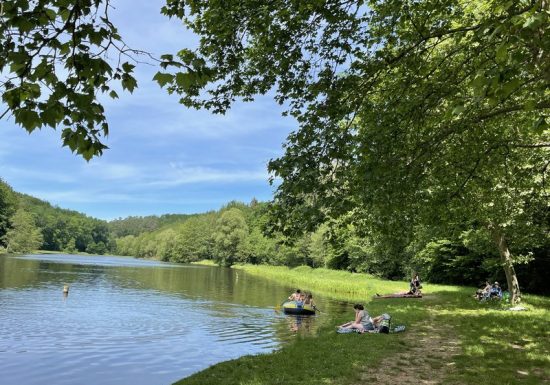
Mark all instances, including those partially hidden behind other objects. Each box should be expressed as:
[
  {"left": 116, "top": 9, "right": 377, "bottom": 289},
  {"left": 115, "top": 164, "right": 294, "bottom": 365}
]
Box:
[{"left": 491, "top": 228, "right": 521, "bottom": 304}]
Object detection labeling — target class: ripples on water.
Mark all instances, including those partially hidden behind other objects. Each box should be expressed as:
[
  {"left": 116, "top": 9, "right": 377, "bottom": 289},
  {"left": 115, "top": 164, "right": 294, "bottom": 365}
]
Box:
[{"left": 0, "top": 255, "right": 342, "bottom": 385}]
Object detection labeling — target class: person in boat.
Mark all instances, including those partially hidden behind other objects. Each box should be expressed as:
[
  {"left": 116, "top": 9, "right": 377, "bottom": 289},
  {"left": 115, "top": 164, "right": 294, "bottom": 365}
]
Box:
[
  {"left": 294, "top": 292, "right": 306, "bottom": 307},
  {"left": 288, "top": 289, "right": 301, "bottom": 301},
  {"left": 338, "top": 304, "right": 374, "bottom": 333},
  {"left": 304, "top": 293, "right": 316, "bottom": 308}
]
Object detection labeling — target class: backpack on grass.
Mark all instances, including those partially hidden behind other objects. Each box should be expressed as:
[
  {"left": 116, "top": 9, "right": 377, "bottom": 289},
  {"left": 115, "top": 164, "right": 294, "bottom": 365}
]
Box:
[{"left": 377, "top": 313, "right": 391, "bottom": 334}]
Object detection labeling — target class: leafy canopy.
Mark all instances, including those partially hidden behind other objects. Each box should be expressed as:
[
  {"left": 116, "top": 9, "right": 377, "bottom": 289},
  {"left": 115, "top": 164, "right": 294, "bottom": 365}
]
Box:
[
  {"left": 155, "top": 0, "right": 548, "bottom": 233},
  {"left": 156, "top": 0, "right": 548, "bottom": 303},
  {"left": 0, "top": 0, "right": 139, "bottom": 160}
]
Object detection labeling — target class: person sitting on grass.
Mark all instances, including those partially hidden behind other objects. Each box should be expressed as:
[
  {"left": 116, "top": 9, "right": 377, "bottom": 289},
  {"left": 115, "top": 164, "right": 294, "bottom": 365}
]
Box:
[
  {"left": 490, "top": 282, "right": 502, "bottom": 300},
  {"left": 474, "top": 281, "right": 490, "bottom": 300},
  {"left": 407, "top": 272, "right": 422, "bottom": 295},
  {"left": 338, "top": 304, "right": 374, "bottom": 333}
]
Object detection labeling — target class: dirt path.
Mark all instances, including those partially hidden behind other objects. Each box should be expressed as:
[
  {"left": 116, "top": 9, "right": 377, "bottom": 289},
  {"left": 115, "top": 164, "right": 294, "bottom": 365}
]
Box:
[{"left": 356, "top": 313, "right": 462, "bottom": 385}]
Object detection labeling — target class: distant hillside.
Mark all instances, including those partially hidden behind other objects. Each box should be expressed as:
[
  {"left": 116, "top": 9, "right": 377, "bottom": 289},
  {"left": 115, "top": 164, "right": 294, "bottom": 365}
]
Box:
[
  {"left": 17, "top": 192, "right": 113, "bottom": 254},
  {"left": 108, "top": 214, "right": 196, "bottom": 238}
]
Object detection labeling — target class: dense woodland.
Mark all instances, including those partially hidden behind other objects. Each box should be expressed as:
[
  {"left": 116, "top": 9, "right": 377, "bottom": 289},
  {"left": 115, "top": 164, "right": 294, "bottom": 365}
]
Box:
[
  {"left": 1, "top": 178, "right": 548, "bottom": 294},
  {"left": 0, "top": 179, "right": 113, "bottom": 254}
]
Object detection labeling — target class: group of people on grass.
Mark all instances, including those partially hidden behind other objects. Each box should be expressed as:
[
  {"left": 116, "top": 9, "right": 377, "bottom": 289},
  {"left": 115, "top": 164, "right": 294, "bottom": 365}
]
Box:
[
  {"left": 288, "top": 289, "right": 316, "bottom": 307},
  {"left": 474, "top": 281, "right": 503, "bottom": 301}
]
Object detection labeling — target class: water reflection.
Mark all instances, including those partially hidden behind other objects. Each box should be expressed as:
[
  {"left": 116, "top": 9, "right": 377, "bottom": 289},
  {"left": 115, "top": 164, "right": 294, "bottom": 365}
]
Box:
[
  {"left": 0, "top": 254, "right": 348, "bottom": 385},
  {"left": 285, "top": 315, "right": 313, "bottom": 333}
]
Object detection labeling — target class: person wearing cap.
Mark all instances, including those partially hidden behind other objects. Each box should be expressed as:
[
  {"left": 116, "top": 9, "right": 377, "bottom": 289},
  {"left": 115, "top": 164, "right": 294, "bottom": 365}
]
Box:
[{"left": 490, "top": 282, "right": 502, "bottom": 299}]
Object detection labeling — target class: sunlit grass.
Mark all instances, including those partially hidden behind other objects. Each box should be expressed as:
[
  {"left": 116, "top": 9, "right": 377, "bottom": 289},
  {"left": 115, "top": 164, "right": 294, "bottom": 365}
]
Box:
[
  {"left": 234, "top": 263, "right": 460, "bottom": 302},
  {"left": 175, "top": 264, "right": 550, "bottom": 385},
  {"left": 193, "top": 259, "right": 218, "bottom": 266}
]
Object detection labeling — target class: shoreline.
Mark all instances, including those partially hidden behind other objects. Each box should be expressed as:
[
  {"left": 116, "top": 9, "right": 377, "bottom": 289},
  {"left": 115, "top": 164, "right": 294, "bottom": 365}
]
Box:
[{"left": 174, "top": 264, "right": 550, "bottom": 385}]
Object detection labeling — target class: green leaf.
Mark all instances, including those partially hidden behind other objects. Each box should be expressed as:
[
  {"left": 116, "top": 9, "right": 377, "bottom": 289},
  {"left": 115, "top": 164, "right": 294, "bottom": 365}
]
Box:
[
  {"left": 532, "top": 117, "right": 547, "bottom": 134},
  {"left": 495, "top": 44, "right": 508, "bottom": 64},
  {"left": 14, "top": 109, "right": 41, "bottom": 132},
  {"left": 523, "top": 100, "right": 536, "bottom": 111},
  {"left": 153, "top": 72, "right": 175, "bottom": 88},
  {"left": 121, "top": 62, "right": 135, "bottom": 73},
  {"left": 523, "top": 14, "right": 545, "bottom": 29},
  {"left": 59, "top": 42, "right": 71, "bottom": 55},
  {"left": 13, "top": 16, "right": 34, "bottom": 33},
  {"left": 41, "top": 105, "right": 64, "bottom": 128},
  {"left": 88, "top": 31, "right": 104, "bottom": 45},
  {"left": 500, "top": 78, "right": 522, "bottom": 98},
  {"left": 175, "top": 72, "right": 195, "bottom": 90},
  {"left": 57, "top": 0, "right": 73, "bottom": 7},
  {"left": 59, "top": 8, "right": 71, "bottom": 22},
  {"left": 121, "top": 75, "right": 137, "bottom": 93},
  {"left": 496, "top": 1, "right": 514, "bottom": 12},
  {"left": 101, "top": 122, "right": 109, "bottom": 136},
  {"left": 109, "top": 90, "right": 119, "bottom": 99},
  {"left": 44, "top": 8, "right": 57, "bottom": 21},
  {"left": 452, "top": 105, "right": 466, "bottom": 115}
]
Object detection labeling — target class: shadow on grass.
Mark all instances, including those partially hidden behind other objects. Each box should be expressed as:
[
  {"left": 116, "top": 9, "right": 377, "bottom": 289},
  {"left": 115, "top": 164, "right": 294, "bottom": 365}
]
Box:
[
  {"left": 174, "top": 286, "right": 549, "bottom": 385},
  {"left": 427, "top": 290, "right": 550, "bottom": 385}
]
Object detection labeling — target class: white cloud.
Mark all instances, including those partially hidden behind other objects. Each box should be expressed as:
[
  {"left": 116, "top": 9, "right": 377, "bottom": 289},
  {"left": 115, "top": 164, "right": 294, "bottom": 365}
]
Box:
[
  {"left": 148, "top": 163, "right": 268, "bottom": 187},
  {"left": 83, "top": 162, "right": 141, "bottom": 181}
]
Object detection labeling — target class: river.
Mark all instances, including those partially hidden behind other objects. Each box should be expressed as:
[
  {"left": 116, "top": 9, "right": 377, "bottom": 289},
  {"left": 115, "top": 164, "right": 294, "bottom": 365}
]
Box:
[{"left": 0, "top": 254, "right": 347, "bottom": 385}]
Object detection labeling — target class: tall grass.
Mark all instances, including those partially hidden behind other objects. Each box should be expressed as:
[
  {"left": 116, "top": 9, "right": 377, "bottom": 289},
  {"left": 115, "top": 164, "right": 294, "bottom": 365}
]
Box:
[
  {"left": 175, "top": 264, "right": 550, "bottom": 385},
  {"left": 234, "top": 264, "right": 461, "bottom": 302}
]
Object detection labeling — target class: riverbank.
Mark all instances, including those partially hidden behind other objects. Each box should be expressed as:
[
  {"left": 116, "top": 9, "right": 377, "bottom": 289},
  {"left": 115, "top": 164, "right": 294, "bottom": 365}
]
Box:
[{"left": 176, "top": 264, "right": 550, "bottom": 385}]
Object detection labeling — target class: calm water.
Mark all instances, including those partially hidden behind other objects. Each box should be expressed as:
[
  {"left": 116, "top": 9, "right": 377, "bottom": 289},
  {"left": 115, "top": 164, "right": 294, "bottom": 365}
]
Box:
[{"left": 0, "top": 254, "right": 347, "bottom": 385}]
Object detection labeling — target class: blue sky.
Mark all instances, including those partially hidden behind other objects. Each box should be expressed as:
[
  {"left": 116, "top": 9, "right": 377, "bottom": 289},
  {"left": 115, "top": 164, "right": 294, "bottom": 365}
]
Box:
[{"left": 0, "top": 1, "right": 296, "bottom": 220}]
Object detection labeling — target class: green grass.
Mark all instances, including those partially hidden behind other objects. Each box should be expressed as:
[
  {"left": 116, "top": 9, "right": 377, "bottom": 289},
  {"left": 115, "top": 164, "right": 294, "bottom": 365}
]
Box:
[
  {"left": 234, "top": 264, "right": 462, "bottom": 301},
  {"left": 174, "top": 264, "right": 550, "bottom": 385},
  {"left": 192, "top": 259, "right": 219, "bottom": 266}
]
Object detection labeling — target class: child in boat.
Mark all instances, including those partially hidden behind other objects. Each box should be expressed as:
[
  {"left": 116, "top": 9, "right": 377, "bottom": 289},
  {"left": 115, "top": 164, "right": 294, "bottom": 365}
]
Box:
[
  {"left": 304, "top": 293, "right": 316, "bottom": 308},
  {"left": 288, "top": 289, "right": 301, "bottom": 301}
]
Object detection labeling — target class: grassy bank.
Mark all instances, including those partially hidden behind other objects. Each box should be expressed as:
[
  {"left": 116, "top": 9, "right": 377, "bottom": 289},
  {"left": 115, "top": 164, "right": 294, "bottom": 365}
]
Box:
[
  {"left": 175, "top": 265, "right": 549, "bottom": 385},
  {"left": 234, "top": 264, "right": 463, "bottom": 301}
]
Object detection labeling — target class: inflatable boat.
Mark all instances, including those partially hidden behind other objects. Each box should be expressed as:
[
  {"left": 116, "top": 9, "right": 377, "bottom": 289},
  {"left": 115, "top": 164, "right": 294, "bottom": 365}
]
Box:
[{"left": 282, "top": 301, "right": 316, "bottom": 315}]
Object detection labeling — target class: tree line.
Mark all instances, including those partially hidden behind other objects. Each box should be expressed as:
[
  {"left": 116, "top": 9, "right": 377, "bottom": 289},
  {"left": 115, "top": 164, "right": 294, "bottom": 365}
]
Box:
[
  {"left": 1, "top": 178, "right": 548, "bottom": 294},
  {"left": 0, "top": 178, "right": 113, "bottom": 254},
  {"left": 113, "top": 200, "right": 550, "bottom": 295}
]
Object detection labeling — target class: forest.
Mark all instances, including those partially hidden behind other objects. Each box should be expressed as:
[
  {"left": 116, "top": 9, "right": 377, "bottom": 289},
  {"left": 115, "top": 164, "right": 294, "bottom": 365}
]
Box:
[{"left": 1, "top": 178, "right": 548, "bottom": 294}]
